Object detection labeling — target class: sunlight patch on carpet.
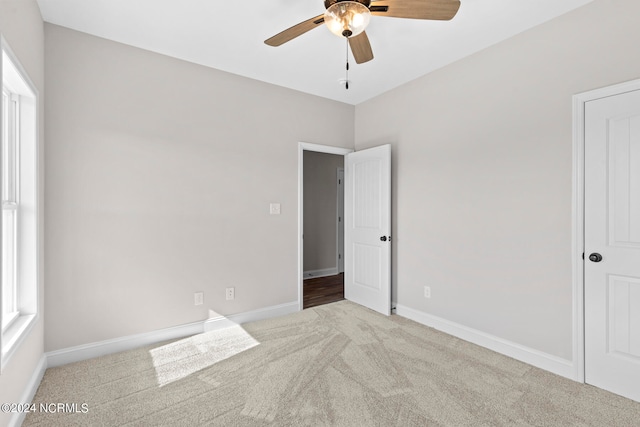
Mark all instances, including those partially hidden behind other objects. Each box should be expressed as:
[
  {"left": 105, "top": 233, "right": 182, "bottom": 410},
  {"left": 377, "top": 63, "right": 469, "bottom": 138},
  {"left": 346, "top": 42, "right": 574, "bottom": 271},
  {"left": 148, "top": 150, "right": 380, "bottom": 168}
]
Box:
[{"left": 149, "top": 325, "right": 259, "bottom": 386}]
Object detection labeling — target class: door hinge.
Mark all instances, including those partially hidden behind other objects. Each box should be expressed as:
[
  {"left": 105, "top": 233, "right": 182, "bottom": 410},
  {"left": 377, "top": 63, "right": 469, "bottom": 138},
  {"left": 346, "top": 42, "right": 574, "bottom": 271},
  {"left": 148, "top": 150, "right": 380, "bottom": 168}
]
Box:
[
  {"left": 582, "top": 252, "right": 585, "bottom": 260},
  {"left": 339, "top": 254, "right": 341, "bottom": 259}
]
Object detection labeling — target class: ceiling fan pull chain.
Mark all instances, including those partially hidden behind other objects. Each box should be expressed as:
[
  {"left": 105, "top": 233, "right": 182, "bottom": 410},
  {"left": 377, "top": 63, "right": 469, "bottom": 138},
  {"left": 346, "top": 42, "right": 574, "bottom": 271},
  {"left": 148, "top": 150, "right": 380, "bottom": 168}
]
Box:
[{"left": 345, "top": 37, "right": 349, "bottom": 90}]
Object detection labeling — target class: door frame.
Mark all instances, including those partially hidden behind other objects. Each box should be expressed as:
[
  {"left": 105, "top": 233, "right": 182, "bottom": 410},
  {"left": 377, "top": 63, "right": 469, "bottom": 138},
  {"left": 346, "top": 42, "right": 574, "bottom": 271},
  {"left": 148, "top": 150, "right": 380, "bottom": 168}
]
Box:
[
  {"left": 572, "top": 78, "right": 640, "bottom": 383},
  {"left": 298, "top": 142, "right": 353, "bottom": 311},
  {"left": 337, "top": 167, "right": 345, "bottom": 274}
]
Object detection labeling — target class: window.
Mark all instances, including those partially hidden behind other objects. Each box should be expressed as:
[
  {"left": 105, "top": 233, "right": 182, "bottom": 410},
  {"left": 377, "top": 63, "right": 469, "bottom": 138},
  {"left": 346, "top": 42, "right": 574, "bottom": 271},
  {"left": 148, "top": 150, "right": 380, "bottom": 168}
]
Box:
[
  {"left": 1, "top": 42, "right": 38, "bottom": 369},
  {"left": 2, "top": 86, "right": 18, "bottom": 332}
]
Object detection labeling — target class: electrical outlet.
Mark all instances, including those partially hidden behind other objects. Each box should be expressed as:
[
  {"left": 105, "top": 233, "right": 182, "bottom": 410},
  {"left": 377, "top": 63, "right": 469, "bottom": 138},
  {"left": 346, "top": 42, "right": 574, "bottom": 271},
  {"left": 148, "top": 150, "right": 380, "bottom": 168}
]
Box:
[
  {"left": 194, "top": 292, "right": 204, "bottom": 306},
  {"left": 226, "top": 287, "right": 235, "bottom": 301},
  {"left": 424, "top": 286, "right": 431, "bottom": 298}
]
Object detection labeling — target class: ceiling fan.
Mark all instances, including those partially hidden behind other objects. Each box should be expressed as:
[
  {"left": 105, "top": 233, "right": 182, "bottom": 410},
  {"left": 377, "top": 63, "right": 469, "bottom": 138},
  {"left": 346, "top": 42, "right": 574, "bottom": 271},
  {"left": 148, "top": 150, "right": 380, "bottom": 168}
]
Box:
[{"left": 264, "top": 0, "right": 461, "bottom": 65}]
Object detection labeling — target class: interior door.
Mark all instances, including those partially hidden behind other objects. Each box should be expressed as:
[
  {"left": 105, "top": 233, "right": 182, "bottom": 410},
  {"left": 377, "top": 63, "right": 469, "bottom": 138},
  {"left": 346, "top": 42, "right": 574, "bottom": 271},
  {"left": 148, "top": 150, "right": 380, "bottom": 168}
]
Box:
[
  {"left": 584, "top": 89, "right": 640, "bottom": 402},
  {"left": 344, "top": 144, "right": 391, "bottom": 315}
]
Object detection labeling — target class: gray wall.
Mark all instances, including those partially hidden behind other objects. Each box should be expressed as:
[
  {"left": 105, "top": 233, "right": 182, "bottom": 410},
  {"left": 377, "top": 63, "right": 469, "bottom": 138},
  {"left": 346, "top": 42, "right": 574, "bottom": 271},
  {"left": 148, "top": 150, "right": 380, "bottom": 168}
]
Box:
[
  {"left": 355, "top": 0, "right": 640, "bottom": 360},
  {"left": 0, "top": 1, "right": 45, "bottom": 425},
  {"left": 44, "top": 24, "right": 354, "bottom": 352},
  {"left": 11, "top": 0, "right": 638, "bottom": 386},
  {"left": 303, "top": 151, "right": 344, "bottom": 273}
]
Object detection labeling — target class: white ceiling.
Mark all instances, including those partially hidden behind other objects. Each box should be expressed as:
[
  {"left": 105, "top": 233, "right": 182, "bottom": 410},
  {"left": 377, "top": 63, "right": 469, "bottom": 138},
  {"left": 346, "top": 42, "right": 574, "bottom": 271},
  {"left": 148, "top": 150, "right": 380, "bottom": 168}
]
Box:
[{"left": 36, "top": 0, "right": 594, "bottom": 105}]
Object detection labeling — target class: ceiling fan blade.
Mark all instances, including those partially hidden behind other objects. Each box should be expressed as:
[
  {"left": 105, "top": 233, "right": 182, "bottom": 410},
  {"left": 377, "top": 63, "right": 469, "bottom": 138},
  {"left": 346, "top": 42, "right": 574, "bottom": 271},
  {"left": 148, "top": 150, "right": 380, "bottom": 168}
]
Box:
[
  {"left": 265, "top": 15, "right": 325, "bottom": 46},
  {"left": 370, "top": 0, "right": 460, "bottom": 21},
  {"left": 349, "top": 31, "right": 374, "bottom": 64}
]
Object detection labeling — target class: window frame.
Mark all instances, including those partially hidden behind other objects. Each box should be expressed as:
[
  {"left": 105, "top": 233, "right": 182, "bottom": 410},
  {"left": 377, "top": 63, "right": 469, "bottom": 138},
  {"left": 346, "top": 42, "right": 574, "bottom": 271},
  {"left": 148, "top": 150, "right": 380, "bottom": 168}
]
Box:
[
  {"left": 2, "top": 87, "right": 19, "bottom": 334},
  {"left": 1, "top": 39, "right": 39, "bottom": 372}
]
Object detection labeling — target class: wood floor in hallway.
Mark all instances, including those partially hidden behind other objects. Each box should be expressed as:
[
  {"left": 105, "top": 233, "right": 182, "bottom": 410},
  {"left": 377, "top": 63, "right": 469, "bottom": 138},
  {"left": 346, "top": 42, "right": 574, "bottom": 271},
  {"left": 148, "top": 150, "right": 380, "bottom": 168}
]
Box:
[{"left": 303, "top": 273, "right": 344, "bottom": 309}]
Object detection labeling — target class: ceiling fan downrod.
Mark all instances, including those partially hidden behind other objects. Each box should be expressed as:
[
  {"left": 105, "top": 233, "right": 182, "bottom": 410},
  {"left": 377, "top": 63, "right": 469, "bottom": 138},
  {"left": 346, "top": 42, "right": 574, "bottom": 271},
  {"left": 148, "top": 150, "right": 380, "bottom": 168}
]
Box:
[{"left": 345, "top": 36, "right": 350, "bottom": 90}]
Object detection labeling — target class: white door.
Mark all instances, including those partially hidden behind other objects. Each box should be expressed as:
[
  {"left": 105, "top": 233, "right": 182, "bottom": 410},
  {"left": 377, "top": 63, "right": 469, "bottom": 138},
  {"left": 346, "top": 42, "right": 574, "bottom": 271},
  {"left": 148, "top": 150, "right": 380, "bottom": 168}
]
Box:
[
  {"left": 584, "top": 89, "right": 640, "bottom": 402},
  {"left": 344, "top": 144, "right": 391, "bottom": 315}
]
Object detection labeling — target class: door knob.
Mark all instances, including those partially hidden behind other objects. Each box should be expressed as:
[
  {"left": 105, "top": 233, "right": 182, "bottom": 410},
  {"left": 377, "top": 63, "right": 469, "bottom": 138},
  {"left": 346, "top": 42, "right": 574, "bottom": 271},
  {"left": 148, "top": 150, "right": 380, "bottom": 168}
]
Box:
[
  {"left": 588, "top": 253, "right": 603, "bottom": 262},
  {"left": 380, "top": 236, "right": 387, "bottom": 242}
]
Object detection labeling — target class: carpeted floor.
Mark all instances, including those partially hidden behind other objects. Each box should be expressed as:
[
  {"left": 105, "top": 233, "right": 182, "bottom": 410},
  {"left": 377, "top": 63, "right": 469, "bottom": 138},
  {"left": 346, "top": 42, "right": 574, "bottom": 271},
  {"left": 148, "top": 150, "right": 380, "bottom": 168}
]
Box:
[{"left": 25, "top": 301, "right": 640, "bottom": 426}]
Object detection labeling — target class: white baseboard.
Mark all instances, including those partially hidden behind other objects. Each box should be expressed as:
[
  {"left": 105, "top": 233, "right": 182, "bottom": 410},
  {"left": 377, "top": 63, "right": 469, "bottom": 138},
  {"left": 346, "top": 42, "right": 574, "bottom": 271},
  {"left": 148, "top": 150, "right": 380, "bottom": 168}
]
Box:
[
  {"left": 204, "top": 301, "right": 299, "bottom": 331},
  {"left": 303, "top": 268, "right": 339, "bottom": 279},
  {"left": 9, "top": 354, "right": 47, "bottom": 427},
  {"left": 395, "top": 304, "right": 575, "bottom": 380},
  {"left": 47, "top": 301, "right": 299, "bottom": 368},
  {"left": 46, "top": 321, "right": 205, "bottom": 368}
]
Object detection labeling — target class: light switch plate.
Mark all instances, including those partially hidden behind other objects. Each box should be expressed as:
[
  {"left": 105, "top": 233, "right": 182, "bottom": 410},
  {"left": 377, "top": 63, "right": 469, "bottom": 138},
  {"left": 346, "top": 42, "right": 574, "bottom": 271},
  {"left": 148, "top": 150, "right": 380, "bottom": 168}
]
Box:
[
  {"left": 270, "top": 203, "right": 281, "bottom": 215},
  {"left": 194, "top": 292, "right": 204, "bottom": 306}
]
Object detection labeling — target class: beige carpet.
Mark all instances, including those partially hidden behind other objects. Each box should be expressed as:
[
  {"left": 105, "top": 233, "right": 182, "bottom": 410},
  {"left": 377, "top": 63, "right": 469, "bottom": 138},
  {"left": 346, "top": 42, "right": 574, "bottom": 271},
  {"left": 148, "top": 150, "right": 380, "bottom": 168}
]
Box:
[{"left": 25, "top": 301, "right": 640, "bottom": 426}]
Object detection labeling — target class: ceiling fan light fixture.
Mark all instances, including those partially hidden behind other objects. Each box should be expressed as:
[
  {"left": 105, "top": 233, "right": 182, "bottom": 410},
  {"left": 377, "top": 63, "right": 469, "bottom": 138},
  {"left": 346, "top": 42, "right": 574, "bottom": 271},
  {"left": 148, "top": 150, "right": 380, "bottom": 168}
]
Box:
[{"left": 324, "top": 1, "right": 371, "bottom": 38}]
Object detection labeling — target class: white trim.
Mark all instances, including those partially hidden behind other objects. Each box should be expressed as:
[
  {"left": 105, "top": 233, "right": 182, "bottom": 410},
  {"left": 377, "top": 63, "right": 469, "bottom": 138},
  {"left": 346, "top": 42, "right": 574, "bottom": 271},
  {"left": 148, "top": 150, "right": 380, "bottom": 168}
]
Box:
[
  {"left": 299, "top": 142, "right": 353, "bottom": 156},
  {"left": 303, "top": 268, "right": 339, "bottom": 279},
  {"left": 1, "top": 39, "right": 38, "bottom": 98},
  {"left": 396, "top": 304, "right": 575, "bottom": 380},
  {"left": 298, "top": 142, "right": 353, "bottom": 311},
  {"left": 572, "top": 92, "right": 586, "bottom": 383},
  {"left": 46, "top": 301, "right": 299, "bottom": 367},
  {"left": 336, "top": 167, "right": 345, "bottom": 274},
  {"left": 1, "top": 38, "right": 41, "bottom": 373},
  {"left": 1, "top": 311, "right": 19, "bottom": 334},
  {"left": 204, "top": 301, "right": 298, "bottom": 331},
  {"left": 1, "top": 314, "right": 37, "bottom": 370},
  {"left": 46, "top": 321, "right": 204, "bottom": 368},
  {"left": 7, "top": 354, "right": 47, "bottom": 427},
  {"left": 571, "top": 78, "right": 640, "bottom": 383}
]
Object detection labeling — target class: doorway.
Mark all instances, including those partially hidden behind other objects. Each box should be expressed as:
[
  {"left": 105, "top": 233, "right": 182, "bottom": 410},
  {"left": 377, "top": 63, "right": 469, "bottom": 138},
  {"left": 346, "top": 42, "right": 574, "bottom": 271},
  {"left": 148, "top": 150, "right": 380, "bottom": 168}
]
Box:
[
  {"left": 574, "top": 79, "right": 640, "bottom": 402},
  {"left": 298, "top": 143, "right": 352, "bottom": 311},
  {"left": 302, "top": 150, "right": 345, "bottom": 309},
  {"left": 298, "top": 142, "right": 392, "bottom": 315}
]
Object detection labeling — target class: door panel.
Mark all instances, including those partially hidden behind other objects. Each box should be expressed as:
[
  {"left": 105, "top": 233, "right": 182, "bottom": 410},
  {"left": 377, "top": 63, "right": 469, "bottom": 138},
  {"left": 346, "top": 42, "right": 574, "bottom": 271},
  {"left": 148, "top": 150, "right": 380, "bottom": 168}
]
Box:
[
  {"left": 608, "top": 276, "right": 640, "bottom": 358},
  {"left": 609, "top": 114, "right": 640, "bottom": 247},
  {"left": 585, "top": 89, "right": 640, "bottom": 402},
  {"left": 353, "top": 243, "right": 382, "bottom": 290},
  {"left": 345, "top": 144, "right": 391, "bottom": 315}
]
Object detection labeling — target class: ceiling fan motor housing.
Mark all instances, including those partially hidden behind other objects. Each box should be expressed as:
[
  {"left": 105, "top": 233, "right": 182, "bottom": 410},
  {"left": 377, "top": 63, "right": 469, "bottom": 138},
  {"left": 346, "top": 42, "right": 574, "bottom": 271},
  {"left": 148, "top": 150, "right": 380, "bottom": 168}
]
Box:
[{"left": 324, "top": 0, "right": 371, "bottom": 9}]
